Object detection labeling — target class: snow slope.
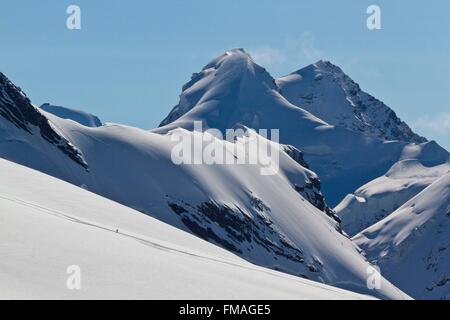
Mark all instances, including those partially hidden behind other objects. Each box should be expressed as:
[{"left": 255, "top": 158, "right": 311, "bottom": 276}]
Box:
[
  {"left": 336, "top": 160, "right": 450, "bottom": 236},
  {"left": 40, "top": 103, "right": 102, "bottom": 127},
  {"left": 156, "top": 49, "right": 448, "bottom": 206},
  {"left": 0, "top": 72, "right": 88, "bottom": 171},
  {"left": 0, "top": 71, "right": 409, "bottom": 299},
  {"left": 354, "top": 173, "right": 450, "bottom": 299},
  {"left": 277, "top": 60, "right": 425, "bottom": 143},
  {"left": 0, "top": 158, "right": 376, "bottom": 300}
]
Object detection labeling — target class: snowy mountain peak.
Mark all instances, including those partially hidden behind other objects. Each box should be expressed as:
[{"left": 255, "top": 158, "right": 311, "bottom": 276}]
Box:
[
  {"left": 309, "top": 59, "right": 337, "bottom": 71},
  {"left": 159, "top": 48, "right": 279, "bottom": 128},
  {"left": 284, "top": 60, "right": 344, "bottom": 81},
  {"left": 156, "top": 50, "right": 448, "bottom": 207},
  {"left": 277, "top": 61, "right": 427, "bottom": 143},
  {"left": 203, "top": 48, "right": 256, "bottom": 70}
]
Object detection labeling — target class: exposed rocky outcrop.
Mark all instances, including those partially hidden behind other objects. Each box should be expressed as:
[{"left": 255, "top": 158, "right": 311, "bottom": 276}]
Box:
[{"left": 0, "top": 72, "right": 88, "bottom": 169}]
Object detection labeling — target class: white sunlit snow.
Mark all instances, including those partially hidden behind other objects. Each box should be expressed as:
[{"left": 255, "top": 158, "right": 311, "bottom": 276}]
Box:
[
  {"left": 354, "top": 173, "right": 450, "bottom": 300},
  {"left": 0, "top": 158, "right": 376, "bottom": 300},
  {"left": 2, "top": 48, "right": 449, "bottom": 300},
  {"left": 336, "top": 160, "right": 450, "bottom": 236}
]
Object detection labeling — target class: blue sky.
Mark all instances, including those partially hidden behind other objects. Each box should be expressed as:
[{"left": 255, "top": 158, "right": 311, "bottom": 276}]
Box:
[{"left": 1, "top": 0, "right": 449, "bottom": 149}]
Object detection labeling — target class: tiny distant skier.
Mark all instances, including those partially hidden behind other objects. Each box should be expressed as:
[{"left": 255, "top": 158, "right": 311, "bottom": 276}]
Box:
[{"left": 115, "top": 229, "right": 119, "bottom": 233}]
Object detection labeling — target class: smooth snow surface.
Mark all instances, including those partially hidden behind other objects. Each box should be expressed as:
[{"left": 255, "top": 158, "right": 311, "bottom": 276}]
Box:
[
  {"left": 0, "top": 83, "right": 410, "bottom": 299},
  {"left": 336, "top": 160, "right": 450, "bottom": 236},
  {"left": 0, "top": 158, "right": 375, "bottom": 300},
  {"left": 14, "top": 114, "right": 409, "bottom": 299},
  {"left": 40, "top": 103, "right": 102, "bottom": 128},
  {"left": 354, "top": 174, "right": 450, "bottom": 299}
]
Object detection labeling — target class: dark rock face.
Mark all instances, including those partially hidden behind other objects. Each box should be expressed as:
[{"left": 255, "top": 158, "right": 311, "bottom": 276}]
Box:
[
  {"left": 320, "top": 61, "right": 427, "bottom": 144},
  {"left": 167, "top": 193, "right": 324, "bottom": 278},
  {"left": 282, "top": 144, "right": 310, "bottom": 168},
  {"left": 0, "top": 72, "right": 88, "bottom": 169},
  {"left": 294, "top": 179, "right": 342, "bottom": 226},
  {"left": 279, "top": 60, "right": 427, "bottom": 144},
  {"left": 282, "top": 144, "right": 341, "bottom": 226}
]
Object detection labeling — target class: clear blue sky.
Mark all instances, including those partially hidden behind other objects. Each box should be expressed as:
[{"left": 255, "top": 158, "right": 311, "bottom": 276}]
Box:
[{"left": 1, "top": 0, "right": 449, "bottom": 150}]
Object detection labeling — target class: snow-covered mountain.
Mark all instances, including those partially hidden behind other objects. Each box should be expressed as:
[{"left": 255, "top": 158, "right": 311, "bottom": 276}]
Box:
[
  {"left": 0, "top": 72, "right": 88, "bottom": 172},
  {"left": 0, "top": 70, "right": 408, "bottom": 299},
  {"left": 40, "top": 103, "right": 102, "bottom": 128},
  {"left": 1, "top": 158, "right": 376, "bottom": 300},
  {"left": 354, "top": 174, "right": 450, "bottom": 299},
  {"left": 156, "top": 49, "right": 448, "bottom": 206},
  {"left": 277, "top": 60, "right": 426, "bottom": 143},
  {"left": 1, "top": 49, "right": 447, "bottom": 300},
  {"left": 336, "top": 160, "right": 450, "bottom": 236}
]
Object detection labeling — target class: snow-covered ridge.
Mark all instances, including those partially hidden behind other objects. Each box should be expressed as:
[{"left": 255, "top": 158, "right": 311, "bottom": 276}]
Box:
[
  {"left": 0, "top": 71, "right": 410, "bottom": 298},
  {"left": 277, "top": 60, "right": 426, "bottom": 143},
  {"left": 354, "top": 173, "right": 450, "bottom": 299},
  {"left": 1, "top": 48, "right": 446, "bottom": 300},
  {"left": 336, "top": 160, "right": 450, "bottom": 236},
  {"left": 36, "top": 117, "right": 370, "bottom": 292},
  {"left": 0, "top": 72, "right": 88, "bottom": 170},
  {"left": 40, "top": 103, "right": 102, "bottom": 128},
  {"left": 0, "top": 158, "right": 376, "bottom": 300},
  {"left": 156, "top": 49, "right": 448, "bottom": 206}
]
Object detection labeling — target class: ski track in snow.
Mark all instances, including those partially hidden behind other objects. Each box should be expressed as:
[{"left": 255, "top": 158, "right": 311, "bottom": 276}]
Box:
[
  {"left": 0, "top": 193, "right": 360, "bottom": 296},
  {"left": 3, "top": 50, "right": 438, "bottom": 299}
]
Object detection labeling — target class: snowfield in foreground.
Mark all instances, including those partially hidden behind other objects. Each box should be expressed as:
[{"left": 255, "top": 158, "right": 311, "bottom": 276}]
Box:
[{"left": 0, "top": 158, "right": 376, "bottom": 300}]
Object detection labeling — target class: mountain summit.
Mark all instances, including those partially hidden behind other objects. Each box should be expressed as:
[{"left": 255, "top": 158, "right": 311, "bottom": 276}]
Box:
[
  {"left": 156, "top": 50, "right": 447, "bottom": 205},
  {"left": 277, "top": 60, "right": 426, "bottom": 143},
  {"left": 158, "top": 48, "right": 318, "bottom": 131}
]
